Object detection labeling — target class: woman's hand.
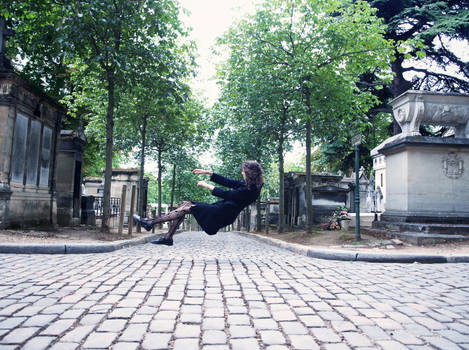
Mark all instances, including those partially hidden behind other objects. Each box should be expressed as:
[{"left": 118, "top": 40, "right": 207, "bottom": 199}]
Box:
[
  {"left": 192, "top": 169, "right": 213, "bottom": 176},
  {"left": 197, "top": 180, "right": 214, "bottom": 191}
]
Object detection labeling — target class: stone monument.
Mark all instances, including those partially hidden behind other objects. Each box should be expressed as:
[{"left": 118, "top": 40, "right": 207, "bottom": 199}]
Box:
[
  {"left": 56, "top": 130, "right": 85, "bottom": 226},
  {"left": 372, "top": 90, "right": 469, "bottom": 243},
  {"left": 0, "top": 19, "right": 65, "bottom": 228}
]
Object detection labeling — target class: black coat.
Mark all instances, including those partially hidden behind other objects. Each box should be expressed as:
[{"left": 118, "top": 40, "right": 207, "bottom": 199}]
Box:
[{"left": 191, "top": 173, "right": 261, "bottom": 235}]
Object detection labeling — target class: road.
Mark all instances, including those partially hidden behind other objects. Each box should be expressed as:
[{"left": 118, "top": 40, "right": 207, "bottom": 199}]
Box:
[{"left": 0, "top": 231, "right": 468, "bottom": 350}]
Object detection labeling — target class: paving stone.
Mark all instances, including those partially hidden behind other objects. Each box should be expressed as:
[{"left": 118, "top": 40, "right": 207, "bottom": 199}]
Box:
[
  {"left": 342, "top": 332, "right": 373, "bottom": 347},
  {"left": 205, "top": 308, "right": 225, "bottom": 317},
  {"left": 119, "top": 323, "right": 147, "bottom": 342},
  {"left": 271, "top": 310, "right": 296, "bottom": 322},
  {"left": 260, "top": 330, "right": 286, "bottom": 345},
  {"left": 392, "top": 330, "right": 425, "bottom": 344},
  {"left": 359, "top": 325, "right": 391, "bottom": 341},
  {"left": 229, "top": 325, "right": 256, "bottom": 338},
  {"left": 203, "top": 318, "right": 225, "bottom": 330},
  {"left": 323, "top": 344, "right": 351, "bottom": 350},
  {"left": 173, "top": 338, "right": 199, "bottom": 350},
  {"left": 289, "top": 335, "right": 320, "bottom": 350},
  {"left": 377, "top": 340, "right": 413, "bottom": 350},
  {"left": 310, "top": 327, "right": 342, "bottom": 343},
  {"left": 98, "top": 319, "right": 127, "bottom": 332},
  {"left": 373, "top": 318, "right": 404, "bottom": 330},
  {"left": 331, "top": 321, "right": 356, "bottom": 332},
  {"left": 415, "top": 317, "right": 448, "bottom": 330},
  {"left": 149, "top": 319, "right": 176, "bottom": 333},
  {"left": 201, "top": 345, "right": 230, "bottom": 350},
  {"left": 227, "top": 314, "right": 250, "bottom": 326},
  {"left": 22, "top": 336, "right": 55, "bottom": 350},
  {"left": 174, "top": 324, "right": 201, "bottom": 338},
  {"left": 280, "top": 321, "right": 308, "bottom": 335},
  {"left": 142, "top": 332, "right": 172, "bottom": 349},
  {"left": 49, "top": 342, "right": 79, "bottom": 350},
  {"left": 111, "top": 342, "right": 139, "bottom": 350},
  {"left": 0, "top": 317, "right": 26, "bottom": 329},
  {"left": 41, "top": 319, "right": 75, "bottom": 335},
  {"left": 108, "top": 307, "right": 135, "bottom": 319},
  {"left": 438, "top": 329, "right": 469, "bottom": 343},
  {"left": 231, "top": 338, "right": 261, "bottom": 350},
  {"left": 203, "top": 330, "right": 227, "bottom": 344},
  {"left": 180, "top": 313, "right": 202, "bottom": 323},
  {"left": 253, "top": 318, "right": 278, "bottom": 330},
  {"left": 424, "top": 336, "right": 462, "bottom": 350},
  {"left": 80, "top": 314, "right": 105, "bottom": 326},
  {"left": 83, "top": 331, "right": 118, "bottom": 348},
  {"left": 299, "top": 315, "right": 325, "bottom": 327},
  {"left": 60, "top": 325, "right": 94, "bottom": 342},
  {"left": 0, "top": 327, "right": 39, "bottom": 344}
]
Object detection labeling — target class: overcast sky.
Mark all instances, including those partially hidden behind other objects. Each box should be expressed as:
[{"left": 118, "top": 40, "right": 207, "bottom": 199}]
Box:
[{"left": 178, "top": 0, "right": 261, "bottom": 106}]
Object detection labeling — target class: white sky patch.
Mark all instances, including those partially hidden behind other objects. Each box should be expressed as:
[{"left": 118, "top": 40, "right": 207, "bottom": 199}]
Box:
[{"left": 179, "top": 0, "right": 261, "bottom": 106}]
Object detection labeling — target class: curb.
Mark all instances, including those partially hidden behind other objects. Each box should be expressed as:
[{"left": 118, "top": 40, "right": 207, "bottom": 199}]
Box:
[
  {"left": 0, "top": 233, "right": 161, "bottom": 254},
  {"left": 236, "top": 231, "right": 469, "bottom": 264}
]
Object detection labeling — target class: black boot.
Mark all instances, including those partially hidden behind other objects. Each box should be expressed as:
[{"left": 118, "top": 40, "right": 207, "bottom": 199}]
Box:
[
  {"left": 151, "top": 237, "right": 174, "bottom": 246},
  {"left": 133, "top": 214, "right": 153, "bottom": 232},
  {"left": 151, "top": 216, "right": 183, "bottom": 247}
]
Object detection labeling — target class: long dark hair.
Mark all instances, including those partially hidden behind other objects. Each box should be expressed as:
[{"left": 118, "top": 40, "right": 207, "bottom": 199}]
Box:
[{"left": 242, "top": 160, "right": 264, "bottom": 190}]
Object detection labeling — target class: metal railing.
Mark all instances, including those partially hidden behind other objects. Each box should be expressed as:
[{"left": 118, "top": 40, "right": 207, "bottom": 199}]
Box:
[{"left": 94, "top": 197, "right": 121, "bottom": 218}]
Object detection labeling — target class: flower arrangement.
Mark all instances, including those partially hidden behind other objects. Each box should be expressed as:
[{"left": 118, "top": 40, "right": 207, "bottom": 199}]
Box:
[{"left": 323, "top": 206, "right": 350, "bottom": 230}]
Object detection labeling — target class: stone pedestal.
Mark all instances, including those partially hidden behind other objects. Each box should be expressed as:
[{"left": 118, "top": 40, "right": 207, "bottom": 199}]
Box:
[{"left": 372, "top": 90, "right": 469, "bottom": 244}]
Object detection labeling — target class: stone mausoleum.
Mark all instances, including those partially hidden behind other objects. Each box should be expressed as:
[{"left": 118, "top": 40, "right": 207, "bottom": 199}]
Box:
[
  {"left": 372, "top": 90, "right": 469, "bottom": 243},
  {"left": 0, "top": 51, "right": 64, "bottom": 228}
]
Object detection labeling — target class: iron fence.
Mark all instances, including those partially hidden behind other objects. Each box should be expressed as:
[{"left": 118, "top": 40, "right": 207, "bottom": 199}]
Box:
[{"left": 94, "top": 197, "right": 121, "bottom": 218}]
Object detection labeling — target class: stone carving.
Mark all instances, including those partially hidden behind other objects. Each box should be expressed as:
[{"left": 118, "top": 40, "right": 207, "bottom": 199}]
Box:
[
  {"left": 0, "top": 83, "right": 11, "bottom": 95},
  {"left": 442, "top": 152, "right": 464, "bottom": 179},
  {"left": 390, "top": 90, "right": 469, "bottom": 138}
]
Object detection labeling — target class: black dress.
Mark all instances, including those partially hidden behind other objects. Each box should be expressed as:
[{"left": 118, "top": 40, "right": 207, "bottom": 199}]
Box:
[{"left": 191, "top": 173, "right": 262, "bottom": 235}]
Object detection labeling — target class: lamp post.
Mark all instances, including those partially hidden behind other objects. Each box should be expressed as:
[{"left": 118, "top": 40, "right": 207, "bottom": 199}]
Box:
[{"left": 352, "top": 133, "right": 361, "bottom": 241}]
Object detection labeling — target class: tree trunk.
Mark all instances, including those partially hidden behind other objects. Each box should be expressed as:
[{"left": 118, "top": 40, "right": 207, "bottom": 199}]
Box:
[
  {"left": 157, "top": 149, "right": 162, "bottom": 219},
  {"left": 305, "top": 118, "right": 313, "bottom": 234},
  {"left": 137, "top": 114, "right": 147, "bottom": 233},
  {"left": 170, "top": 163, "right": 176, "bottom": 209},
  {"left": 278, "top": 136, "right": 285, "bottom": 233},
  {"left": 101, "top": 69, "right": 115, "bottom": 233},
  {"left": 256, "top": 196, "right": 261, "bottom": 232}
]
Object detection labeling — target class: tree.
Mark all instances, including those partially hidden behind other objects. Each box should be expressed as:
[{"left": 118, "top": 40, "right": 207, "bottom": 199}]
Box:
[
  {"left": 215, "top": 0, "right": 393, "bottom": 233},
  {"left": 365, "top": 0, "right": 469, "bottom": 134},
  {"left": 2, "top": 0, "right": 191, "bottom": 232},
  {"left": 216, "top": 28, "right": 301, "bottom": 232}
]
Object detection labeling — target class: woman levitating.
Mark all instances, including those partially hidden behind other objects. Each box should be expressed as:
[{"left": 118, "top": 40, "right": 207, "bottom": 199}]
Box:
[{"left": 133, "top": 160, "right": 264, "bottom": 246}]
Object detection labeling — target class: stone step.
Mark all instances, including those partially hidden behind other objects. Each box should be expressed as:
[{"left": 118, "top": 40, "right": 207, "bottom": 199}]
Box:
[{"left": 373, "top": 221, "right": 469, "bottom": 235}]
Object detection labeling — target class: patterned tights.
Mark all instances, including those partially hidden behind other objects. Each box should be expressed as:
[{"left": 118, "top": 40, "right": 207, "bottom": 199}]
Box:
[{"left": 147, "top": 201, "right": 193, "bottom": 239}]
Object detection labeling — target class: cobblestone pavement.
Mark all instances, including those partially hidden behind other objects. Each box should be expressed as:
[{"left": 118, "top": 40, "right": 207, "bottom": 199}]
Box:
[{"left": 0, "top": 231, "right": 469, "bottom": 350}]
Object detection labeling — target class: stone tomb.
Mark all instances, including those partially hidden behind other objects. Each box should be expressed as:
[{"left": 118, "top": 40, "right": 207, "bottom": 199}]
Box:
[
  {"left": 0, "top": 70, "right": 64, "bottom": 228},
  {"left": 373, "top": 90, "right": 469, "bottom": 243},
  {"left": 284, "top": 172, "right": 351, "bottom": 227},
  {"left": 56, "top": 130, "right": 85, "bottom": 226},
  {"left": 83, "top": 169, "right": 149, "bottom": 225}
]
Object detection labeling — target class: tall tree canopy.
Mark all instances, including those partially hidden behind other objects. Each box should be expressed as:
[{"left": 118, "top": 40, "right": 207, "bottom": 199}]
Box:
[
  {"left": 216, "top": 0, "right": 394, "bottom": 232},
  {"left": 2, "top": 0, "right": 195, "bottom": 231}
]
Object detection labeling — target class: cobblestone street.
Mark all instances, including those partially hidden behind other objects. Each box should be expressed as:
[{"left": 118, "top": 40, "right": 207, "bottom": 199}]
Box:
[{"left": 0, "top": 231, "right": 468, "bottom": 350}]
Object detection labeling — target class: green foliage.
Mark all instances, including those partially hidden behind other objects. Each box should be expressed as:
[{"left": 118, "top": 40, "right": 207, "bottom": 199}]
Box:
[{"left": 368, "top": 0, "right": 469, "bottom": 93}]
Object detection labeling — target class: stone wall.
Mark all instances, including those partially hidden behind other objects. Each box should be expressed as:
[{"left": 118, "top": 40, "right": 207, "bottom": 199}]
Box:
[{"left": 0, "top": 70, "right": 63, "bottom": 229}]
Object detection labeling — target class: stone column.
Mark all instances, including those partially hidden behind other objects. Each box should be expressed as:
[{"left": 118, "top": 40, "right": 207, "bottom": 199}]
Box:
[{"left": 0, "top": 86, "right": 13, "bottom": 196}]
